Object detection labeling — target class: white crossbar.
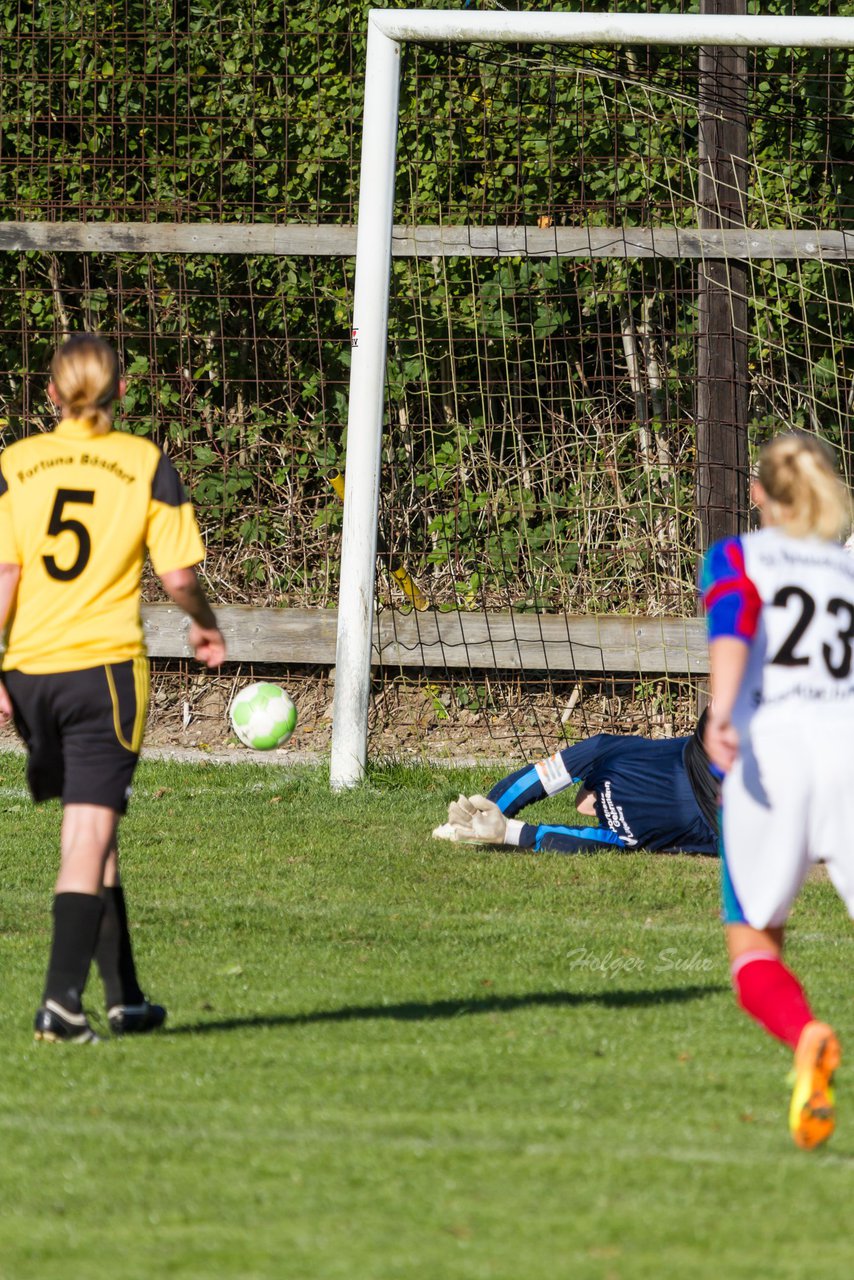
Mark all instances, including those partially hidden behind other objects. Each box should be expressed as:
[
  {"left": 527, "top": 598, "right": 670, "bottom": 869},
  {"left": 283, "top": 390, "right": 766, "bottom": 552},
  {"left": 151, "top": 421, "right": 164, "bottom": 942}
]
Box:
[{"left": 372, "top": 10, "right": 854, "bottom": 48}]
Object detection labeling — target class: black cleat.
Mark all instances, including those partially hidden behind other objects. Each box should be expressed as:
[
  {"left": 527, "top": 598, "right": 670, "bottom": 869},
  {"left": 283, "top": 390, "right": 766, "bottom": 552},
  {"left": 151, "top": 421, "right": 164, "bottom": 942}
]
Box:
[
  {"left": 34, "top": 1000, "right": 100, "bottom": 1044},
  {"left": 108, "top": 1000, "right": 167, "bottom": 1035}
]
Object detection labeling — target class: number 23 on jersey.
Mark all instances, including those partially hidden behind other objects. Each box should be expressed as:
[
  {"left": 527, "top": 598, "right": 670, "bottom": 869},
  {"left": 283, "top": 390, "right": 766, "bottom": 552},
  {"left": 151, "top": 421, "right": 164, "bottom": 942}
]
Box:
[{"left": 770, "top": 585, "right": 854, "bottom": 680}]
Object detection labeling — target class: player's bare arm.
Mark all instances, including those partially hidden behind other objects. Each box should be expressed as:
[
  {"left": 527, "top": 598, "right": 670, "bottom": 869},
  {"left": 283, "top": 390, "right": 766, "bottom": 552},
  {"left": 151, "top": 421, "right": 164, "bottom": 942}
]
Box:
[
  {"left": 705, "top": 635, "right": 751, "bottom": 774},
  {"left": 0, "top": 561, "right": 20, "bottom": 723},
  {"left": 159, "top": 565, "right": 226, "bottom": 668}
]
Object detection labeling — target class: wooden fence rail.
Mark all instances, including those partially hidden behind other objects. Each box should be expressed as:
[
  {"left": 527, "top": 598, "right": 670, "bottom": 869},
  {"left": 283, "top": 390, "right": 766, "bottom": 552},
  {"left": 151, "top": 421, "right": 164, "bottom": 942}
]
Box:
[
  {"left": 0, "top": 222, "right": 846, "bottom": 259},
  {"left": 142, "top": 604, "right": 709, "bottom": 675}
]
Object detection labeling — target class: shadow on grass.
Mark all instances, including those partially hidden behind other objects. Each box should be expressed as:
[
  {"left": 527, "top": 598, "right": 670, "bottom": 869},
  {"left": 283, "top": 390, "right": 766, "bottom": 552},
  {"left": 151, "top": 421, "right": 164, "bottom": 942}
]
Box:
[{"left": 165, "top": 983, "right": 728, "bottom": 1036}]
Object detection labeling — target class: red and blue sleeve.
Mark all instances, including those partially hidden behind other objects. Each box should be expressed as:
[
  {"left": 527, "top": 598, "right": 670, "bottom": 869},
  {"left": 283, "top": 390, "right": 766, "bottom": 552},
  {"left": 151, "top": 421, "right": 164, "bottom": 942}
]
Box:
[{"left": 700, "top": 536, "right": 761, "bottom": 642}]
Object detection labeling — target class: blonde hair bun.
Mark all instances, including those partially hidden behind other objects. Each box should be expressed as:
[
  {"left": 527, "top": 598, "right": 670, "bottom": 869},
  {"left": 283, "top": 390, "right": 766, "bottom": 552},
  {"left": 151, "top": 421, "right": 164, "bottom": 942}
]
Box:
[
  {"left": 757, "top": 432, "right": 852, "bottom": 541},
  {"left": 51, "top": 334, "right": 120, "bottom": 436}
]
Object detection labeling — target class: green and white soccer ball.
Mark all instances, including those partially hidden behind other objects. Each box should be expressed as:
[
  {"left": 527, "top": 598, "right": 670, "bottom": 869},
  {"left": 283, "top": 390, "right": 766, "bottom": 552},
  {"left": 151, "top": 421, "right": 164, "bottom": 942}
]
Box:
[{"left": 229, "top": 682, "right": 298, "bottom": 750}]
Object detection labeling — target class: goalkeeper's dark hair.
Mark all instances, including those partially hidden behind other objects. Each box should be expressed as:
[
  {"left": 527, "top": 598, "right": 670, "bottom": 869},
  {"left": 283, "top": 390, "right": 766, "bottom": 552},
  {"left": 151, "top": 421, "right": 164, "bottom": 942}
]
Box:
[
  {"left": 757, "top": 432, "right": 851, "bottom": 542},
  {"left": 50, "top": 333, "right": 120, "bottom": 437}
]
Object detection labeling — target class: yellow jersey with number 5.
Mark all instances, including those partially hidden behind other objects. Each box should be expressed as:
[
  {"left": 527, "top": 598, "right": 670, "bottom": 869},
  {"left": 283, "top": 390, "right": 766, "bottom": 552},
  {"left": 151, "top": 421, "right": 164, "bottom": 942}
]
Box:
[{"left": 0, "top": 417, "right": 205, "bottom": 673}]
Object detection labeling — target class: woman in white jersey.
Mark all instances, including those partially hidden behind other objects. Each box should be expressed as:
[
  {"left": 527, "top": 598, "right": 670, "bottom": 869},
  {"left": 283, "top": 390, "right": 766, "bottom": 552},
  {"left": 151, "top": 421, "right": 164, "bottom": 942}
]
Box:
[{"left": 702, "top": 432, "right": 854, "bottom": 1150}]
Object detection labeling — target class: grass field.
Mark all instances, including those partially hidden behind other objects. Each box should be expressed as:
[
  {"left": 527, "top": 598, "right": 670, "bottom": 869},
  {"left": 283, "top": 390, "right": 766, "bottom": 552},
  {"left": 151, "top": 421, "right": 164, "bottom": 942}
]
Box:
[{"left": 1, "top": 749, "right": 853, "bottom": 1280}]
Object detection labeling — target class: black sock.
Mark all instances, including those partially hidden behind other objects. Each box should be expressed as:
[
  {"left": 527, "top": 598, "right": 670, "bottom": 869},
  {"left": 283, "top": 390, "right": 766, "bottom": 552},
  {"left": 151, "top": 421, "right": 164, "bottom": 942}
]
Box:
[
  {"left": 94, "top": 885, "right": 145, "bottom": 1009},
  {"left": 42, "top": 892, "right": 105, "bottom": 1012}
]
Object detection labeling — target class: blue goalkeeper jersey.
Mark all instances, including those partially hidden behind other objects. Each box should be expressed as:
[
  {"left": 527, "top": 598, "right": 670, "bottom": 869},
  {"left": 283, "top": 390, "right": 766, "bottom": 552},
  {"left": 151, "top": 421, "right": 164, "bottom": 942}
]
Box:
[{"left": 488, "top": 731, "right": 719, "bottom": 856}]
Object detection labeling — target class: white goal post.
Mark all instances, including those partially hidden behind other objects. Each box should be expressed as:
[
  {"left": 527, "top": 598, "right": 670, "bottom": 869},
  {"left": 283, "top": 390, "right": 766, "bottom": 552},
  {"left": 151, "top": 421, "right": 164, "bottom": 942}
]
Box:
[{"left": 330, "top": 8, "right": 854, "bottom": 791}]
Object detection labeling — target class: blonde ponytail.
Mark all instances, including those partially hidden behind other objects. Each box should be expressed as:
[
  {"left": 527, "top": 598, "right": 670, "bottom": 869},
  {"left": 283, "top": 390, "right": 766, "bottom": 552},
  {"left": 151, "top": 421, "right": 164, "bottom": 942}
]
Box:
[
  {"left": 50, "top": 334, "right": 120, "bottom": 436},
  {"left": 757, "top": 432, "right": 852, "bottom": 541}
]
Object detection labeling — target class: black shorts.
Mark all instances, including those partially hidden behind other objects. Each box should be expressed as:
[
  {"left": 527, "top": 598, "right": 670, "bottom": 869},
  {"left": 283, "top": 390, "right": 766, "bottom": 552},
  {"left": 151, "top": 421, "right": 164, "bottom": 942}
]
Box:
[{"left": 2, "top": 658, "right": 150, "bottom": 813}]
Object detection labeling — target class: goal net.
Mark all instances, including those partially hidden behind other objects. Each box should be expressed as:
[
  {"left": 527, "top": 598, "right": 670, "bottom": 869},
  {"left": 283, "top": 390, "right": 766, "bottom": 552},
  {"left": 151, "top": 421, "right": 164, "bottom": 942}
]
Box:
[{"left": 331, "top": 11, "right": 854, "bottom": 786}]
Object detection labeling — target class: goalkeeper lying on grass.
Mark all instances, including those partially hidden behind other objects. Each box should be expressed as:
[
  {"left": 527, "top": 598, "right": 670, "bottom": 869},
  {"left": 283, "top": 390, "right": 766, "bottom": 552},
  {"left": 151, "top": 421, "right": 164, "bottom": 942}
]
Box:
[{"left": 434, "top": 714, "right": 720, "bottom": 856}]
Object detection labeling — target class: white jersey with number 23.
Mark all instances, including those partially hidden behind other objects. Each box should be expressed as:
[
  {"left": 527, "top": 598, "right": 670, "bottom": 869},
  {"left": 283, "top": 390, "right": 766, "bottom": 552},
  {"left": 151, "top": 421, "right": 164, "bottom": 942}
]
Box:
[{"left": 702, "top": 526, "right": 854, "bottom": 928}]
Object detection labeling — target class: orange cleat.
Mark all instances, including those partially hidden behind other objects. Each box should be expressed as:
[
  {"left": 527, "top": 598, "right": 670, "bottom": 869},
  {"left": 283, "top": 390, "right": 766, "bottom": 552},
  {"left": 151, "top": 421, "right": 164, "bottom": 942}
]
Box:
[{"left": 789, "top": 1021, "right": 841, "bottom": 1151}]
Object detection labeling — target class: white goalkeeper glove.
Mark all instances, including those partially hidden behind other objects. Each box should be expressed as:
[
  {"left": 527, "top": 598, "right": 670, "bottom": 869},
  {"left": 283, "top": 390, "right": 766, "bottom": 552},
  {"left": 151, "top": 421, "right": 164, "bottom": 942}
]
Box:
[{"left": 432, "top": 794, "right": 524, "bottom": 846}]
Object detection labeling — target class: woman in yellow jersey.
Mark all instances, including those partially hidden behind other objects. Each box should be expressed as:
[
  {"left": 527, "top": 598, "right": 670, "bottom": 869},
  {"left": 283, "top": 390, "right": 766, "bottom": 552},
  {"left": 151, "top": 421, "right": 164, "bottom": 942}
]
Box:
[{"left": 0, "top": 334, "right": 226, "bottom": 1042}]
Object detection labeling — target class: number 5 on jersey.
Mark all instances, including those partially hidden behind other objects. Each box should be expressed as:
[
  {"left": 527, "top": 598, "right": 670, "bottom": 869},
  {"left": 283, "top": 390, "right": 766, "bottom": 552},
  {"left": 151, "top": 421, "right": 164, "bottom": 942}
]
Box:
[{"left": 43, "top": 489, "right": 95, "bottom": 581}]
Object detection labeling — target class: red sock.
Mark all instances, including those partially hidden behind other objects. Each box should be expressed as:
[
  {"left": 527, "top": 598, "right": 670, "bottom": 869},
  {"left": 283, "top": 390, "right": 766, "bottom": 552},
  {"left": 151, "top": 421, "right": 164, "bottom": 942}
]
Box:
[{"left": 731, "top": 953, "right": 814, "bottom": 1049}]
